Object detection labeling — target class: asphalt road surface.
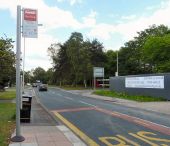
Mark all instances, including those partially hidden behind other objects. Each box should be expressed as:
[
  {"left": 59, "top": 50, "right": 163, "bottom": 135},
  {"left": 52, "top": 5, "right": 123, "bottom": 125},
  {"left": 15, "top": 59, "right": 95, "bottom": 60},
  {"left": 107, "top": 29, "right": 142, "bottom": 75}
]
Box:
[{"left": 34, "top": 87, "right": 170, "bottom": 146}]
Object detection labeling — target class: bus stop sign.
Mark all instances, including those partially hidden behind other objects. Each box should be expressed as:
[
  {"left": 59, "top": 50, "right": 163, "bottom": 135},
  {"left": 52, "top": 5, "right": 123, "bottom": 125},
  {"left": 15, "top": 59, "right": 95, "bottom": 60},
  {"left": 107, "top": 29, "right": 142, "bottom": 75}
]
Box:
[{"left": 22, "top": 8, "right": 38, "bottom": 38}]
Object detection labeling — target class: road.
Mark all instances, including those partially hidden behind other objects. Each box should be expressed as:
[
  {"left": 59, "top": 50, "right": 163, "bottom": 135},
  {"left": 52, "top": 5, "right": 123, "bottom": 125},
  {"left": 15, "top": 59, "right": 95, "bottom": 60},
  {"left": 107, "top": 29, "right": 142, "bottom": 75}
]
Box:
[{"left": 34, "top": 87, "right": 170, "bottom": 146}]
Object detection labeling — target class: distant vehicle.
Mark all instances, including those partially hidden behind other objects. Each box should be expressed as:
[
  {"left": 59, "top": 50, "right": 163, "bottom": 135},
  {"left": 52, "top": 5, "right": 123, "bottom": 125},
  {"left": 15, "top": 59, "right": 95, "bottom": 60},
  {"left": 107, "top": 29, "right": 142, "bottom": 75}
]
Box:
[
  {"left": 39, "top": 84, "right": 48, "bottom": 91},
  {"left": 27, "top": 83, "right": 31, "bottom": 86},
  {"left": 35, "top": 80, "right": 42, "bottom": 87},
  {"left": 32, "top": 80, "right": 42, "bottom": 87},
  {"left": 96, "top": 79, "right": 109, "bottom": 88},
  {"left": 32, "top": 83, "right": 37, "bottom": 87}
]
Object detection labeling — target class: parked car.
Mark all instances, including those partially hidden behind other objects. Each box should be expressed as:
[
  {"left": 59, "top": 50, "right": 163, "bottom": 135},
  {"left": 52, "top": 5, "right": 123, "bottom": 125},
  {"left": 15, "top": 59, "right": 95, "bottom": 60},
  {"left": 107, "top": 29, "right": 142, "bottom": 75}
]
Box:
[{"left": 39, "top": 84, "right": 48, "bottom": 91}]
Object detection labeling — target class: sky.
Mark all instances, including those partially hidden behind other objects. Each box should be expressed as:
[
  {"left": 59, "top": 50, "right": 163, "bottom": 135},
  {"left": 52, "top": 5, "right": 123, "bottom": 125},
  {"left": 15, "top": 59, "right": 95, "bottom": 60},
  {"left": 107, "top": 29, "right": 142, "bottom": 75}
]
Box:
[{"left": 1, "top": 0, "right": 170, "bottom": 71}]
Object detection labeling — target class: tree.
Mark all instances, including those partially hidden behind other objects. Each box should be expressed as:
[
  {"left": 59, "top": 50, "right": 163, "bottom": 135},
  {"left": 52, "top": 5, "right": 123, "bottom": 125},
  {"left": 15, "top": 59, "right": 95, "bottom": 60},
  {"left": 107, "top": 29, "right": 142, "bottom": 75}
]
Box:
[
  {"left": 48, "top": 43, "right": 71, "bottom": 85},
  {"left": 65, "top": 32, "right": 84, "bottom": 86},
  {"left": 46, "top": 68, "right": 54, "bottom": 84},
  {"left": 0, "top": 37, "right": 15, "bottom": 90},
  {"left": 48, "top": 32, "right": 106, "bottom": 87},
  {"left": 88, "top": 39, "right": 106, "bottom": 67},
  {"left": 32, "top": 67, "right": 47, "bottom": 83},
  {"left": 104, "top": 50, "right": 117, "bottom": 77},
  {"left": 143, "top": 34, "right": 170, "bottom": 72},
  {"left": 118, "top": 24, "right": 170, "bottom": 75},
  {"left": 24, "top": 71, "right": 32, "bottom": 84}
]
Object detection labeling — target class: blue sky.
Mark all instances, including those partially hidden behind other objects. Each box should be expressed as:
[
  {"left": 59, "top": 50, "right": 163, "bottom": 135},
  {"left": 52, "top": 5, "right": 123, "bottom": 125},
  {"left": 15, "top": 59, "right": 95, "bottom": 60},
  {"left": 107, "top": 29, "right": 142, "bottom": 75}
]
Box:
[{"left": 0, "top": 0, "right": 170, "bottom": 71}]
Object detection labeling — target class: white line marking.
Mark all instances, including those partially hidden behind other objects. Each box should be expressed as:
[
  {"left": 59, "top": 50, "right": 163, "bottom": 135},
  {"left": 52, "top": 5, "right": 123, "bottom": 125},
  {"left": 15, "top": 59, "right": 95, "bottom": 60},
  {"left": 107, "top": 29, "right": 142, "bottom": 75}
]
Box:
[
  {"left": 79, "top": 100, "right": 96, "bottom": 107},
  {"left": 64, "top": 96, "right": 73, "bottom": 100},
  {"left": 57, "top": 93, "right": 62, "bottom": 96}
]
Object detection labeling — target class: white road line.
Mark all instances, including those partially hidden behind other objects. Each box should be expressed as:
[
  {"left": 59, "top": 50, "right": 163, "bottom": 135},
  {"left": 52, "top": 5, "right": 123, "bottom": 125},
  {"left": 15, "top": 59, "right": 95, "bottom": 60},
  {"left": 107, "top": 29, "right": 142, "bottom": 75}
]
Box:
[
  {"left": 64, "top": 96, "right": 73, "bottom": 100},
  {"left": 79, "top": 100, "right": 97, "bottom": 107},
  {"left": 57, "top": 93, "right": 62, "bottom": 96}
]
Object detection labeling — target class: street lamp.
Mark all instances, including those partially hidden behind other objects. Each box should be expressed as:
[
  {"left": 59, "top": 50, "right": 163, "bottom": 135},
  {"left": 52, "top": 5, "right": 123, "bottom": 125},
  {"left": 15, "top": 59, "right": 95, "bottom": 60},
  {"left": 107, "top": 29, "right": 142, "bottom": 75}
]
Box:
[{"left": 115, "top": 51, "right": 119, "bottom": 76}]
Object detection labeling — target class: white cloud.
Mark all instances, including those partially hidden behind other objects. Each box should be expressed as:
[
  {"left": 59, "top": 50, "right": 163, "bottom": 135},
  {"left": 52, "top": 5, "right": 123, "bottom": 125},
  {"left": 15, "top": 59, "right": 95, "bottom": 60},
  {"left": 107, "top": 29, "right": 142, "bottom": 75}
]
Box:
[
  {"left": 88, "top": 0, "right": 170, "bottom": 49},
  {"left": 2, "top": 0, "right": 170, "bottom": 69},
  {"left": 21, "top": 30, "right": 58, "bottom": 71},
  {"left": 121, "top": 14, "right": 136, "bottom": 20},
  {"left": 56, "top": 0, "right": 83, "bottom": 6},
  {"left": 82, "top": 10, "right": 97, "bottom": 28},
  {"left": 0, "top": 0, "right": 83, "bottom": 70},
  {"left": 88, "top": 24, "right": 115, "bottom": 40},
  {"left": 0, "top": 0, "right": 82, "bottom": 30}
]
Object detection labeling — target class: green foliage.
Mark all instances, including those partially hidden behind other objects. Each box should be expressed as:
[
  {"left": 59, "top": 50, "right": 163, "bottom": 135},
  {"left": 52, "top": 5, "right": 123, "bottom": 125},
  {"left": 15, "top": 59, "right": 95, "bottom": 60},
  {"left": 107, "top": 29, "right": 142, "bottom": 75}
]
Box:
[
  {"left": 94, "top": 90, "right": 166, "bottom": 102},
  {"left": 143, "top": 34, "right": 170, "bottom": 72},
  {"left": 32, "top": 67, "right": 47, "bottom": 83},
  {"left": 118, "top": 24, "right": 170, "bottom": 75},
  {"left": 104, "top": 50, "right": 117, "bottom": 77},
  {"left": 0, "top": 37, "right": 15, "bottom": 89},
  {"left": 48, "top": 32, "right": 106, "bottom": 87},
  {"left": 47, "top": 25, "right": 170, "bottom": 86}
]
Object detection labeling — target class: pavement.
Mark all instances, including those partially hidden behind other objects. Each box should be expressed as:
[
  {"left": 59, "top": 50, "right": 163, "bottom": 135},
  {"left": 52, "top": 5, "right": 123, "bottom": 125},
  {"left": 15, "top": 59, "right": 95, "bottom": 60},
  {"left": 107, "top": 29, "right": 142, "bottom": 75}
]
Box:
[
  {"left": 67, "top": 89, "right": 170, "bottom": 115},
  {"left": 9, "top": 89, "right": 86, "bottom": 146}
]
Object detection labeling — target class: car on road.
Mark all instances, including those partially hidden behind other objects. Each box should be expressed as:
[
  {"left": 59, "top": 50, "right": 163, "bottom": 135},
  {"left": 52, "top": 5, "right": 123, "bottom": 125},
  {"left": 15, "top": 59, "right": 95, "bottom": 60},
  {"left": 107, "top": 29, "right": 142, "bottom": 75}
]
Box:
[
  {"left": 39, "top": 84, "right": 48, "bottom": 91},
  {"left": 32, "top": 83, "right": 37, "bottom": 87}
]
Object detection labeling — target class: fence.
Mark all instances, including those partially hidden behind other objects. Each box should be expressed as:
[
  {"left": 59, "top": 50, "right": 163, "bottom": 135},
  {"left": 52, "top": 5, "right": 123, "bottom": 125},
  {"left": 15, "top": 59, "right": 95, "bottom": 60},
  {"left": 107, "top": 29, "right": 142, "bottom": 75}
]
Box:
[{"left": 110, "top": 73, "right": 170, "bottom": 100}]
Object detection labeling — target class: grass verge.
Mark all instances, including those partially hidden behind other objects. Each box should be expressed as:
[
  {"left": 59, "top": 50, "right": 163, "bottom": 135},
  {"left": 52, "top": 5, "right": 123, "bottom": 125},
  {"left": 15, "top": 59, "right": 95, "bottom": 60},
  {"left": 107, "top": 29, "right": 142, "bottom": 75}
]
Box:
[
  {"left": 93, "top": 90, "right": 166, "bottom": 102},
  {"left": 0, "top": 103, "right": 16, "bottom": 146},
  {"left": 0, "top": 90, "right": 16, "bottom": 100}
]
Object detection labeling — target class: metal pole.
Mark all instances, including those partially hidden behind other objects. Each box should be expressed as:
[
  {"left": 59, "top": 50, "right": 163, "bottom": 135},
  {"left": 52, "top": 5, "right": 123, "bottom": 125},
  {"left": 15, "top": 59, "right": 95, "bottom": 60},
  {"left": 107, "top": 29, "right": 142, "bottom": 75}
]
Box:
[
  {"left": 117, "top": 51, "right": 119, "bottom": 76},
  {"left": 102, "top": 68, "right": 104, "bottom": 89},
  {"left": 94, "top": 77, "right": 96, "bottom": 90},
  {"left": 22, "top": 37, "right": 25, "bottom": 93},
  {"left": 20, "top": 75, "right": 23, "bottom": 109},
  {"left": 11, "top": 5, "right": 25, "bottom": 142}
]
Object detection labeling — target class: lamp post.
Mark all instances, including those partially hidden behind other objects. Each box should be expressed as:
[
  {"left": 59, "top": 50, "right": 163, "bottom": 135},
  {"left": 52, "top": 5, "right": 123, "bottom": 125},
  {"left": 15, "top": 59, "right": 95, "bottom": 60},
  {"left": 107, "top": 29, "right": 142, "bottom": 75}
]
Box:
[
  {"left": 115, "top": 51, "right": 119, "bottom": 76},
  {"left": 117, "top": 51, "right": 119, "bottom": 76}
]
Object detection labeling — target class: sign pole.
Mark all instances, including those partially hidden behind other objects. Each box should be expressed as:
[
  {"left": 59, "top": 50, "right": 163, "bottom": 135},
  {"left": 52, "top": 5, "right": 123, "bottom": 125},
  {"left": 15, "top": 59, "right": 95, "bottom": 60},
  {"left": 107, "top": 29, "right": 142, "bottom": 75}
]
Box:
[
  {"left": 22, "top": 37, "right": 25, "bottom": 93},
  {"left": 11, "top": 5, "right": 25, "bottom": 142},
  {"left": 117, "top": 51, "right": 119, "bottom": 76},
  {"left": 103, "top": 68, "right": 104, "bottom": 89},
  {"left": 94, "top": 77, "right": 96, "bottom": 90}
]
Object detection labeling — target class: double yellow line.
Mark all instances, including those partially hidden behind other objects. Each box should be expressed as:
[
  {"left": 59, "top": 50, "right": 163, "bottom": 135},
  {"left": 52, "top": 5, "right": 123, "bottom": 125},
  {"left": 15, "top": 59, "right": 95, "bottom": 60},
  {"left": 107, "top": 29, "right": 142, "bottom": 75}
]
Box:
[{"left": 54, "top": 112, "right": 99, "bottom": 146}]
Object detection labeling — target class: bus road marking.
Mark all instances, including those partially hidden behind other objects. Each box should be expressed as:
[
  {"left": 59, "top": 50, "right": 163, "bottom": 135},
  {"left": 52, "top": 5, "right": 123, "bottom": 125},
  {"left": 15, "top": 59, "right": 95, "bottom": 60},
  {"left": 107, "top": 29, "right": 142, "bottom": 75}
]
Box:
[
  {"left": 99, "top": 131, "right": 170, "bottom": 146},
  {"left": 95, "top": 108, "right": 170, "bottom": 136},
  {"left": 54, "top": 112, "right": 99, "bottom": 146},
  {"left": 52, "top": 107, "right": 96, "bottom": 113}
]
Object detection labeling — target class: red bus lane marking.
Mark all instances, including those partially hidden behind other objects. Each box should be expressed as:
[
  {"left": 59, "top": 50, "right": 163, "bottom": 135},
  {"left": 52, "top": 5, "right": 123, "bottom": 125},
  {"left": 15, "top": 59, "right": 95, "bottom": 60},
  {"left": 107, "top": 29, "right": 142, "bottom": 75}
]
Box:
[
  {"left": 95, "top": 108, "right": 170, "bottom": 136},
  {"left": 51, "top": 107, "right": 96, "bottom": 113}
]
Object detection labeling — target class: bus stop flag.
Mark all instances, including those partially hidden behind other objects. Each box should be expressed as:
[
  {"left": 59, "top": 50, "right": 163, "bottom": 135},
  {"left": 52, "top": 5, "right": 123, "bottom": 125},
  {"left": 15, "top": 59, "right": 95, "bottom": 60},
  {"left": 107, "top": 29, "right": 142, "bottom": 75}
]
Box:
[{"left": 22, "top": 8, "right": 38, "bottom": 38}]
